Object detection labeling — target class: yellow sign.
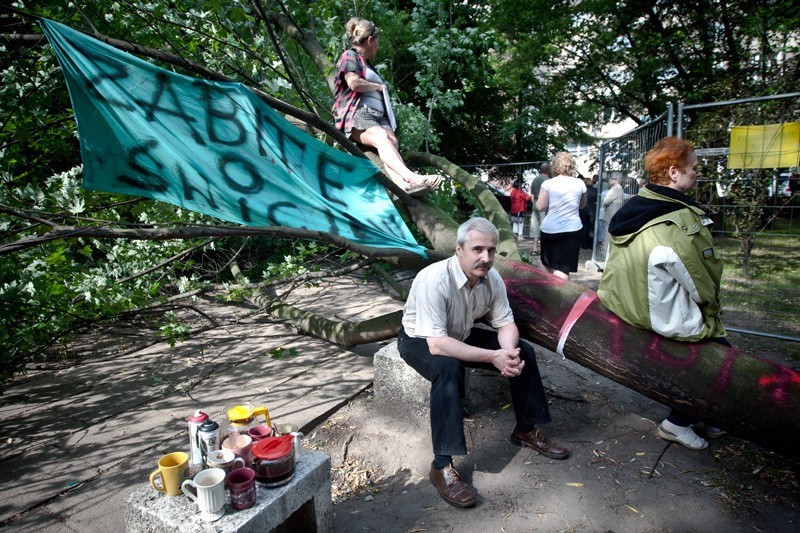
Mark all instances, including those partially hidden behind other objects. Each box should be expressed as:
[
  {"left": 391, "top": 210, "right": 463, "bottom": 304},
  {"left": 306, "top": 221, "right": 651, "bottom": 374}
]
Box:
[{"left": 727, "top": 122, "right": 800, "bottom": 169}]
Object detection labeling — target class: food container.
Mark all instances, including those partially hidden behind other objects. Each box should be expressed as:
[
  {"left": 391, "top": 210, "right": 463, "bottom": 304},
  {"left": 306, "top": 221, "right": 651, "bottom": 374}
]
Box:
[
  {"left": 227, "top": 404, "right": 272, "bottom": 440},
  {"left": 227, "top": 404, "right": 271, "bottom": 428},
  {"left": 250, "top": 434, "right": 295, "bottom": 487}
]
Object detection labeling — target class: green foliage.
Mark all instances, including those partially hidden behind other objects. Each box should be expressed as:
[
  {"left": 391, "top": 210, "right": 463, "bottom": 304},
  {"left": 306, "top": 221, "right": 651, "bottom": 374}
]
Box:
[
  {"left": 488, "top": 0, "right": 800, "bottom": 143},
  {"left": 268, "top": 345, "right": 299, "bottom": 360},
  {"left": 394, "top": 101, "right": 439, "bottom": 153},
  {"left": 262, "top": 240, "right": 328, "bottom": 284},
  {"left": 158, "top": 311, "right": 190, "bottom": 348},
  {"left": 406, "top": 1, "right": 506, "bottom": 160},
  {"left": 218, "top": 286, "right": 249, "bottom": 303}
]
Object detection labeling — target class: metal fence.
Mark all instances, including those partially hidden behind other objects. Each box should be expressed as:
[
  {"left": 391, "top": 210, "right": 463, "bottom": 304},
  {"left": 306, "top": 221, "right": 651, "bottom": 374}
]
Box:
[
  {"left": 458, "top": 161, "right": 546, "bottom": 214},
  {"left": 593, "top": 106, "right": 674, "bottom": 264},
  {"left": 459, "top": 161, "right": 544, "bottom": 188}
]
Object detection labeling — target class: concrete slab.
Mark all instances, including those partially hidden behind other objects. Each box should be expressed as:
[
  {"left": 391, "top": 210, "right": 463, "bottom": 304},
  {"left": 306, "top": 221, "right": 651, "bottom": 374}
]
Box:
[{"left": 125, "top": 450, "right": 331, "bottom": 532}]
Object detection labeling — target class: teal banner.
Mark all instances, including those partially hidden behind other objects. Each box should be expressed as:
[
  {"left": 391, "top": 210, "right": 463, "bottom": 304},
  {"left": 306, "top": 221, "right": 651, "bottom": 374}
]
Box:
[{"left": 40, "top": 19, "right": 425, "bottom": 256}]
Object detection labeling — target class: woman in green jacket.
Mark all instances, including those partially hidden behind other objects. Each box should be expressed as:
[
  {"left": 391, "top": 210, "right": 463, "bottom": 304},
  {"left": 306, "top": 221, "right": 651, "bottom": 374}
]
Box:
[{"left": 598, "top": 137, "right": 727, "bottom": 451}]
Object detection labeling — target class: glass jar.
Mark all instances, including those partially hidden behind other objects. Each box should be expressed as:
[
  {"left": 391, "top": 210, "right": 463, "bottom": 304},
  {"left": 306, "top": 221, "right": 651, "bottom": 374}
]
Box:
[
  {"left": 227, "top": 403, "right": 272, "bottom": 444},
  {"left": 250, "top": 435, "right": 295, "bottom": 487},
  {"left": 227, "top": 404, "right": 271, "bottom": 430}
]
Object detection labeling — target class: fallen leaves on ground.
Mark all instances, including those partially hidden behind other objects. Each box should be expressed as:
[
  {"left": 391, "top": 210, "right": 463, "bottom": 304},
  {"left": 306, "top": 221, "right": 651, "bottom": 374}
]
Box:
[{"left": 329, "top": 458, "right": 381, "bottom": 503}]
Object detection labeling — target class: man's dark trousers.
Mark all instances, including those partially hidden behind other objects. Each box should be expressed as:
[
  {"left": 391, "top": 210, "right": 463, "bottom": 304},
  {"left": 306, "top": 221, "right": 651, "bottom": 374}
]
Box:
[{"left": 397, "top": 326, "right": 551, "bottom": 456}]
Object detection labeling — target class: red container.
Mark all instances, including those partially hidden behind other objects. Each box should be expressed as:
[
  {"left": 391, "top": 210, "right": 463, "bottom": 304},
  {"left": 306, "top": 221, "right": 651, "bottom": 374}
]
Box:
[
  {"left": 250, "top": 435, "right": 295, "bottom": 487},
  {"left": 227, "top": 467, "right": 256, "bottom": 510}
]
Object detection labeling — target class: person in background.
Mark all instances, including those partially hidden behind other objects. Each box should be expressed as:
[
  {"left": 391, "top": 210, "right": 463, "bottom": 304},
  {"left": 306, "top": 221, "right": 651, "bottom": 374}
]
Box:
[
  {"left": 509, "top": 179, "right": 531, "bottom": 241},
  {"left": 536, "top": 152, "right": 587, "bottom": 280},
  {"left": 623, "top": 174, "right": 641, "bottom": 198},
  {"left": 332, "top": 17, "right": 441, "bottom": 196},
  {"left": 528, "top": 163, "right": 552, "bottom": 254},
  {"left": 598, "top": 137, "right": 727, "bottom": 450},
  {"left": 597, "top": 177, "right": 607, "bottom": 248},
  {"left": 398, "top": 217, "right": 568, "bottom": 508},
  {"left": 602, "top": 172, "right": 625, "bottom": 256},
  {"left": 581, "top": 175, "right": 598, "bottom": 249}
]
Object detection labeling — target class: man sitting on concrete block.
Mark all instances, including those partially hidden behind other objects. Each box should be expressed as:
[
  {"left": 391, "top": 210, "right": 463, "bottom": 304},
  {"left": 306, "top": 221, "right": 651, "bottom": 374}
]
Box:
[{"left": 397, "top": 217, "right": 569, "bottom": 508}]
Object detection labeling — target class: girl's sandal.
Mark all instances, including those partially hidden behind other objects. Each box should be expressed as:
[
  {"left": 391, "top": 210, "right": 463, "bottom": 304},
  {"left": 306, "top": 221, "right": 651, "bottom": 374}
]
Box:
[
  {"left": 420, "top": 174, "right": 443, "bottom": 189},
  {"left": 404, "top": 184, "right": 429, "bottom": 197}
]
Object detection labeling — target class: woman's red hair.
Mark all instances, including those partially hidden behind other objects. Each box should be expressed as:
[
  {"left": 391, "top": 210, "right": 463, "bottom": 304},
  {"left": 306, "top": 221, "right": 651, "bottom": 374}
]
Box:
[{"left": 644, "top": 137, "right": 695, "bottom": 185}]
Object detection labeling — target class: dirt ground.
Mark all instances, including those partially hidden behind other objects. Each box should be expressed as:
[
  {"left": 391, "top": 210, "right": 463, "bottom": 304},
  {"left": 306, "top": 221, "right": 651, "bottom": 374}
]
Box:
[
  {"left": 3, "top": 243, "right": 799, "bottom": 532},
  {"left": 315, "top": 358, "right": 800, "bottom": 532}
]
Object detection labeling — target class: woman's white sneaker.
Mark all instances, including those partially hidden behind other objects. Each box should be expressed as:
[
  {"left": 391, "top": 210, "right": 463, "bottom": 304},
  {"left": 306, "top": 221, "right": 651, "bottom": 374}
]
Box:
[{"left": 657, "top": 423, "right": 708, "bottom": 450}]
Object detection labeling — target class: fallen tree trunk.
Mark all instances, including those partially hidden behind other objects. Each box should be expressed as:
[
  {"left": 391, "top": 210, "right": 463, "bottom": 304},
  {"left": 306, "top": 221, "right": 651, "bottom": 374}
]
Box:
[
  {"left": 496, "top": 258, "right": 800, "bottom": 459},
  {"left": 259, "top": 296, "right": 404, "bottom": 347}
]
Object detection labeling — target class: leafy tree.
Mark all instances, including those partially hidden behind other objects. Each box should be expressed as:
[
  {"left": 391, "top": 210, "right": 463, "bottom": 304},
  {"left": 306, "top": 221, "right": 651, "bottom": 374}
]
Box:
[{"left": 488, "top": 0, "right": 799, "bottom": 126}]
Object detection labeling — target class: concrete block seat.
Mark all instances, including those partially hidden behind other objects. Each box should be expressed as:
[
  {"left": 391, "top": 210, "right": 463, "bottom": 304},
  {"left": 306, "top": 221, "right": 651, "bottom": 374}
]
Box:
[
  {"left": 125, "top": 449, "right": 331, "bottom": 533},
  {"left": 374, "top": 340, "right": 480, "bottom": 414},
  {"left": 373, "top": 341, "right": 430, "bottom": 412}
]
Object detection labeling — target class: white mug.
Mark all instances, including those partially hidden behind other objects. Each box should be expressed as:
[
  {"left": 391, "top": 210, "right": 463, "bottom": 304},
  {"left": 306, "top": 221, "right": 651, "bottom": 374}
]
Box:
[
  {"left": 181, "top": 467, "right": 226, "bottom": 522},
  {"left": 206, "top": 449, "right": 246, "bottom": 473}
]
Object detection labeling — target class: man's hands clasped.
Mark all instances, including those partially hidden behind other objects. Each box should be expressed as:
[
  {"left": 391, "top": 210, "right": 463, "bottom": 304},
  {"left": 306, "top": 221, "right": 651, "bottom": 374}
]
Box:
[{"left": 492, "top": 348, "right": 525, "bottom": 377}]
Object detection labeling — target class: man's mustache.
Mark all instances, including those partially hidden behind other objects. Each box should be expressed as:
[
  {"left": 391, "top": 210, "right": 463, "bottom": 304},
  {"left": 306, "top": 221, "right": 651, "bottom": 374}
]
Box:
[{"left": 474, "top": 261, "right": 492, "bottom": 269}]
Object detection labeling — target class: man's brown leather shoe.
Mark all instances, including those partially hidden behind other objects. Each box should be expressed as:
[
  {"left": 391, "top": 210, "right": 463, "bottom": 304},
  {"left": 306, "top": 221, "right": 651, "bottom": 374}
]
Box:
[
  {"left": 510, "top": 427, "right": 569, "bottom": 459},
  {"left": 429, "top": 462, "right": 476, "bottom": 508}
]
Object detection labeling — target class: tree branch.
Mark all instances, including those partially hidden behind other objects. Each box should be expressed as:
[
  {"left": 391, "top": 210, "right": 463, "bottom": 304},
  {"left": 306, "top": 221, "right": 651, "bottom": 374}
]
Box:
[
  {"left": 368, "top": 264, "right": 409, "bottom": 301},
  {"left": 0, "top": 222, "right": 430, "bottom": 268},
  {"left": 249, "top": 0, "right": 318, "bottom": 115},
  {"left": 407, "top": 152, "right": 522, "bottom": 260},
  {"left": 266, "top": 11, "right": 335, "bottom": 93},
  {"left": 114, "top": 238, "right": 216, "bottom": 286},
  {"left": 262, "top": 299, "right": 403, "bottom": 347}
]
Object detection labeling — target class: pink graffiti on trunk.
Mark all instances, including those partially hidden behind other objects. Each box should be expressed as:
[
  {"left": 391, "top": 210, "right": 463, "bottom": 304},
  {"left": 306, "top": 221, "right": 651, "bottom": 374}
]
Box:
[
  {"left": 712, "top": 346, "right": 739, "bottom": 394},
  {"left": 641, "top": 333, "right": 701, "bottom": 368},
  {"left": 758, "top": 367, "right": 800, "bottom": 408}
]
